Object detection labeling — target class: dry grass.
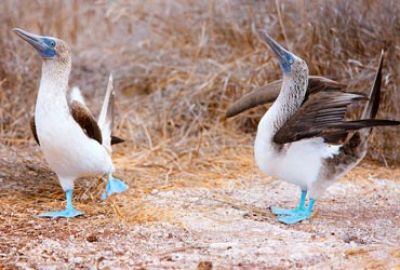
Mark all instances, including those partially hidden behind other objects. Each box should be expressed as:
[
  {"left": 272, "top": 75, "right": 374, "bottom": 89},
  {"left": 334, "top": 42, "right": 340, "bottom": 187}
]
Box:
[{"left": 0, "top": 0, "right": 399, "bottom": 162}]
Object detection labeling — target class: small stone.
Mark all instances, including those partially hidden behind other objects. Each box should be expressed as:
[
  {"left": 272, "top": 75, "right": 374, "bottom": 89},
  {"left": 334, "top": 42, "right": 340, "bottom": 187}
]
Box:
[
  {"left": 73, "top": 257, "right": 83, "bottom": 264},
  {"left": 86, "top": 234, "right": 98, "bottom": 242},
  {"left": 197, "top": 261, "right": 212, "bottom": 270}
]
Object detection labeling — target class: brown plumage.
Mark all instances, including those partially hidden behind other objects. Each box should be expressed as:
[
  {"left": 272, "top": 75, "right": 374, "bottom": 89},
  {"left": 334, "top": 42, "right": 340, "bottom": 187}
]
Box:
[
  {"left": 273, "top": 91, "right": 367, "bottom": 144},
  {"left": 70, "top": 101, "right": 103, "bottom": 145},
  {"left": 226, "top": 76, "right": 346, "bottom": 118}
]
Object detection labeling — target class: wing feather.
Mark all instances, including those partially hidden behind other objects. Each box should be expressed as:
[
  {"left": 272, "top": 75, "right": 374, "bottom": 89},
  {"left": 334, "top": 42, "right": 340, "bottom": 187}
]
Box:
[
  {"left": 273, "top": 91, "right": 368, "bottom": 144},
  {"left": 69, "top": 101, "right": 103, "bottom": 145},
  {"left": 226, "top": 76, "right": 346, "bottom": 118}
]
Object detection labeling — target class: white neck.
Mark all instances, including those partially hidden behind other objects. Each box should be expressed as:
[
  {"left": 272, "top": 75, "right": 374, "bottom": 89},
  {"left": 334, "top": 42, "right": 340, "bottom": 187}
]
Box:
[
  {"left": 36, "top": 59, "right": 71, "bottom": 111},
  {"left": 254, "top": 71, "right": 308, "bottom": 173},
  {"left": 259, "top": 73, "right": 308, "bottom": 138}
]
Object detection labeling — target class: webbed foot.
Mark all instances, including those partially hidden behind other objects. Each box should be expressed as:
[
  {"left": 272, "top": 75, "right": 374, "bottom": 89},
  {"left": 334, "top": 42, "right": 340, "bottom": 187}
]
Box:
[
  {"left": 277, "top": 210, "right": 312, "bottom": 224},
  {"left": 271, "top": 206, "right": 302, "bottom": 216},
  {"left": 101, "top": 176, "right": 128, "bottom": 200},
  {"left": 271, "top": 190, "right": 307, "bottom": 216},
  {"left": 39, "top": 208, "right": 83, "bottom": 218},
  {"left": 38, "top": 189, "right": 83, "bottom": 218},
  {"left": 277, "top": 198, "right": 315, "bottom": 225}
]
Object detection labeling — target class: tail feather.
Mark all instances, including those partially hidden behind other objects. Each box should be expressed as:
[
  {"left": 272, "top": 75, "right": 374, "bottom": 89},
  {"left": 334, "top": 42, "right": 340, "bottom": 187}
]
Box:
[
  {"left": 98, "top": 74, "right": 115, "bottom": 150},
  {"left": 356, "top": 50, "right": 387, "bottom": 141},
  {"left": 111, "top": 135, "right": 125, "bottom": 145},
  {"left": 346, "top": 50, "right": 399, "bottom": 147},
  {"left": 337, "top": 119, "right": 400, "bottom": 131},
  {"left": 362, "top": 50, "right": 384, "bottom": 120}
]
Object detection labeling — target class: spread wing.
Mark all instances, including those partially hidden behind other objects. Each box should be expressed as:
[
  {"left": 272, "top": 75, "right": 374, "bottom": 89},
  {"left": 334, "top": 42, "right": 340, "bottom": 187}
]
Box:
[
  {"left": 273, "top": 91, "right": 369, "bottom": 145},
  {"left": 226, "top": 76, "right": 346, "bottom": 118},
  {"left": 306, "top": 76, "right": 346, "bottom": 95}
]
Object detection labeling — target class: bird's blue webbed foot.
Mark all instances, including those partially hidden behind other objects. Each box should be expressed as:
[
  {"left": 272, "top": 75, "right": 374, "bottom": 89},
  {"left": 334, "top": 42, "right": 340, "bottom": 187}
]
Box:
[
  {"left": 278, "top": 210, "right": 312, "bottom": 224},
  {"left": 271, "top": 190, "right": 307, "bottom": 216},
  {"left": 271, "top": 206, "right": 303, "bottom": 216},
  {"left": 39, "top": 208, "right": 83, "bottom": 218},
  {"left": 38, "top": 189, "right": 83, "bottom": 218},
  {"left": 101, "top": 174, "right": 128, "bottom": 200},
  {"left": 278, "top": 198, "right": 315, "bottom": 225}
]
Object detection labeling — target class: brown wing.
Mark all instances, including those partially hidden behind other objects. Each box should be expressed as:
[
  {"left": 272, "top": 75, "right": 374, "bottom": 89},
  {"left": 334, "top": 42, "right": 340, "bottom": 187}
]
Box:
[
  {"left": 69, "top": 101, "right": 103, "bottom": 145},
  {"left": 306, "top": 76, "right": 346, "bottom": 96},
  {"left": 225, "top": 76, "right": 346, "bottom": 118},
  {"left": 30, "top": 116, "right": 40, "bottom": 145},
  {"left": 273, "top": 91, "right": 368, "bottom": 145}
]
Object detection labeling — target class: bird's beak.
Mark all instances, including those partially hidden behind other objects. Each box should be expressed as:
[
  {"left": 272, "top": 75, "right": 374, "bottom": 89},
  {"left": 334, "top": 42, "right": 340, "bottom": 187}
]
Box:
[
  {"left": 258, "top": 30, "right": 293, "bottom": 72},
  {"left": 12, "top": 28, "right": 53, "bottom": 57}
]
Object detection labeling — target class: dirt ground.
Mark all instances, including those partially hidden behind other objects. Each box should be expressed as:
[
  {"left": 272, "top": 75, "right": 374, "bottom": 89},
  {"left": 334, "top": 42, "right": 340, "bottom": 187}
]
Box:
[{"left": 0, "top": 143, "right": 399, "bottom": 270}]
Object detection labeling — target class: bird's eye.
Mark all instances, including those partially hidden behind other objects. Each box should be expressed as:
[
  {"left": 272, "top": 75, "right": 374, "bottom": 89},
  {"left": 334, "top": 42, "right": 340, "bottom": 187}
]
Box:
[{"left": 50, "top": 41, "right": 56, "bottom": 47}]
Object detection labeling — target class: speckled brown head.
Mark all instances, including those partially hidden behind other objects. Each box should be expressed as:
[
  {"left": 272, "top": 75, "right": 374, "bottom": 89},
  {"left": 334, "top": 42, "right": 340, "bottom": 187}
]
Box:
[{"left": 12, "top": 28, "right": 71, "bottom": 64}]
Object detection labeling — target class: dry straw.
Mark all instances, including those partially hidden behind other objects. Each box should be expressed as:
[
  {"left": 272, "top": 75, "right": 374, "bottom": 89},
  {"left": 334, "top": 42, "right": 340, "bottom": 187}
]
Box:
[{"left": 1, "top": 0, "right": 399, "bottom": 163}]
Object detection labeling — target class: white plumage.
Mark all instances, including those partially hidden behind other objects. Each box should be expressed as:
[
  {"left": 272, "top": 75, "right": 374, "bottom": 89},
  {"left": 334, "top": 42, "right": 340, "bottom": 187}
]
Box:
[
  {"left": 13, "top": 28, "right": 128, "bottom": 217},
  {"left": 35, "top": 61, "right": 113, "bottom": 191}
]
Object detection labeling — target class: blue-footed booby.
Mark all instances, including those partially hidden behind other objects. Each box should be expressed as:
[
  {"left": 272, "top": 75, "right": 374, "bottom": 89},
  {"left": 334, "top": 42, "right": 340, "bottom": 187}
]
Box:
[
  {"left": 13, "top": 28, "right": 128, "bottom": 218},
  {"left": 227, "top": 31, "right": 400, "bottom": 224}
]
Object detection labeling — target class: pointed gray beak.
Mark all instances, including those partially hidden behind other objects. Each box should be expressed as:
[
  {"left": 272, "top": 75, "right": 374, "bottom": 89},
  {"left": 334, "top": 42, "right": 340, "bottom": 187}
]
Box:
[
  {"left": 12, "top": 28, "right": 56, "bottom": 58},
  {"left": 13, "top": 28, "right": 46, "bottom": 52},
  {"left": 258, "top": 30, "right": 294, "bottom": 73}
]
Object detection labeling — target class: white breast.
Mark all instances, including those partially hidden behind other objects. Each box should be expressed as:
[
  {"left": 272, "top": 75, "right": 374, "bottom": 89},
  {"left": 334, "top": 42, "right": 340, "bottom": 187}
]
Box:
[
  {"left": 35, "top": 88, "right": 112, "bottom": 179},
  {"left": 254, "top": 103, "right": 341, "bottom": 190}
]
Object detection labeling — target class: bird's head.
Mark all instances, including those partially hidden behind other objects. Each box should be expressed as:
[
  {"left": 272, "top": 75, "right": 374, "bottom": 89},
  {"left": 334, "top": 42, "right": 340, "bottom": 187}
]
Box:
[
  {"left": 12, "top": 28, "right": 70, "bottom": 63},
  {"left": 258, "top": 30, "right": 306, "bottom": 76}
]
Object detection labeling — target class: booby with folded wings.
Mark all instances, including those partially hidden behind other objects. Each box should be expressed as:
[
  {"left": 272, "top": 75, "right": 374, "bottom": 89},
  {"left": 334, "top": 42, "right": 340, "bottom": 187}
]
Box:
[{"left": 13, "top": 28, "right": 128, "bottom": 218}]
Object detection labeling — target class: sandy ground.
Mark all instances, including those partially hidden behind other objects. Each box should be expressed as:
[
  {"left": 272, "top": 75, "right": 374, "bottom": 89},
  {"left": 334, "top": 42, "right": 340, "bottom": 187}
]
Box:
[{"left": 1, "top": 144, "right": 400, "bottom": 270}]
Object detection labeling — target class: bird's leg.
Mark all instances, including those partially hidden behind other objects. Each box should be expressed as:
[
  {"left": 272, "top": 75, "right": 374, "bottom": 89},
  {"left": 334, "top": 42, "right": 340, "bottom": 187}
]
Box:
[
  {"left": 38, "top": 189, "right": 83, "bottom": 218},
  {"left": 101, "top": 172, "right": 128, "bottom": 200},
  {"left": 278, "top": 198, "right": 315, "bottom": 225},
  {"left": 271, "top": 189, "right": 307, "bottom": 216}
]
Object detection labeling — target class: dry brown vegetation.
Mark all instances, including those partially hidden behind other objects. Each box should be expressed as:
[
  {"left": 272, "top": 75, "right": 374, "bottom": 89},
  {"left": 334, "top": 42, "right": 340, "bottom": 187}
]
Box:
[
  {"left": 1, "top": 0, "right": 400, "bottom": 269},
  {"left": 1, "top": 0, "right": 400, "bottom": 162}
]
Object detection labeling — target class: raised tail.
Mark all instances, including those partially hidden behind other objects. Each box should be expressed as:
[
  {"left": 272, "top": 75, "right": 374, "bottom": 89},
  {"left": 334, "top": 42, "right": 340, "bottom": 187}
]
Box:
[
  {"left": 355, "top": 50, "right": 400, "bottom": 138},
  {"left": 361, "top": 50, "right": 384, "bottom": 120},
  {"left": 98, "top": 74, "right": 115, "bottom": 152},
  {"left": 344, "top": 50, "right": 399, "bottom": 153},
  {"left": 324, "top": 51, "right": 398, "bottom": 176}
]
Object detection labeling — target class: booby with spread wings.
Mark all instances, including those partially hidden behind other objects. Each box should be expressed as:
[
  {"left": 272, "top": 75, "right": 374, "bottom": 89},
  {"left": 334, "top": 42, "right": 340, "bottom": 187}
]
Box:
[
  {"left": 227, "top": 31, "right": 400, "bottom": 224},
  {"left": 13, "top": 28, "right": 128, "bottom": 218}
]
